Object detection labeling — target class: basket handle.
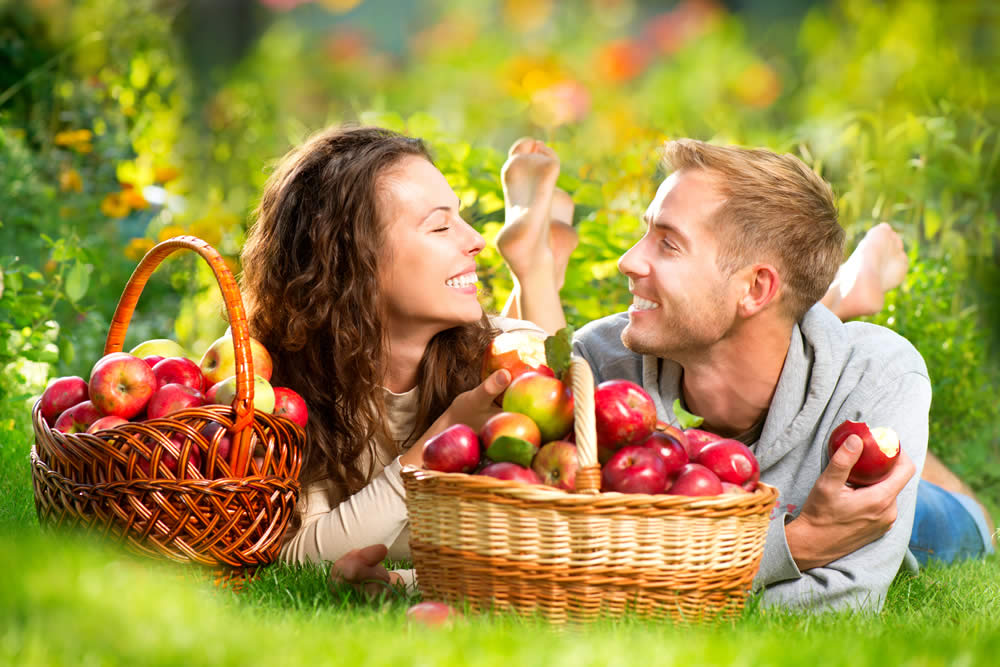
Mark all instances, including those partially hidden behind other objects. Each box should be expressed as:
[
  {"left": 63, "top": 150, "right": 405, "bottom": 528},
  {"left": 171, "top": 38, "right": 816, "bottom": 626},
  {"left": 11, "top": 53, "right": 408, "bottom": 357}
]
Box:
[
  {"left": 567, "top": 357, "right": 601, "bottom": 494},
  {"left": 104, "top": 235, "right": 256, "bottom": 478}
]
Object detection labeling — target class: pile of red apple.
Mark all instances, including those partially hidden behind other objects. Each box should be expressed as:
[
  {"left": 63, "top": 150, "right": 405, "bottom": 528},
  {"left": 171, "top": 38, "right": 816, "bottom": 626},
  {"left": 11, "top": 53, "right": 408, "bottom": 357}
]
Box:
[
  {"left": 38, "top": 333, "right": 309, "bottom": 478},
  {"left": 421, "top": 331, "right": 761, "bottom": 497}
]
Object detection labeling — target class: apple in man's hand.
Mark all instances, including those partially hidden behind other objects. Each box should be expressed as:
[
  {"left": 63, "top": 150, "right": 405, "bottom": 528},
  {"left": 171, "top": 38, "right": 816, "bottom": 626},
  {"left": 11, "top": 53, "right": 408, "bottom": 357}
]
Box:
[
  {"left": 53, "top": 400, "right": 104, "bottom": 433},
  {"left": 199, "top": 333, "right": 274, "bottom": 385},
  {"left": 828, "top": 420, "right": 900, "bottom": 486},
  {"left": 531, "top": 440, "right": 579, "bottom": 491},
  {"left": 152, "top": 357, "right": 205, "bottom": 392},
  {"left": 593, "top": 379, "right": 657, "bottom": 451},
  {"left": 423, "top": 424, "right": 480, "bottom": 473},
  {"left": 502, "top": 371, "right": 574, "bottom": 443},
  {"left": 88, "top": 353, "right": 157, "bottom": 419},
  {"left": 602, "top": 445, "right": 668, "bottom": 494},
  {"left": 39, "top": 376, "right": 89, "bottom": 425},
  {"left": 697, "top": 439, "right": 760, "bottom": 491},
  {"left": 273, "top": 387, "right": 309, "bottom": 427}
]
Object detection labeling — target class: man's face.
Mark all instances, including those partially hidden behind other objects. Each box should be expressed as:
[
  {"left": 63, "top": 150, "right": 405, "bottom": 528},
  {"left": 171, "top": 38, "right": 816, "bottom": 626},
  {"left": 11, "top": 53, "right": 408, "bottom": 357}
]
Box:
[{"left": 617, "top": 169, "right": 744, "bottom": 358}]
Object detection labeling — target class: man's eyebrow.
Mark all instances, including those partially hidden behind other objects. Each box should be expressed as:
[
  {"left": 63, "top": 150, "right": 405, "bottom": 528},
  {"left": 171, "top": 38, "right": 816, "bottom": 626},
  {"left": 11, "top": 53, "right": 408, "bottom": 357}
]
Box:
[{"left": 643, "top": 213, "right": 684, "bottom": 236}]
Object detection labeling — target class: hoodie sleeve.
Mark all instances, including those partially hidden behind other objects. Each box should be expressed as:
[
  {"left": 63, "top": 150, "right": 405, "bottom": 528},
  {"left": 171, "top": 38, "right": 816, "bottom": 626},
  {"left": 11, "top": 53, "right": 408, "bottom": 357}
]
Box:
[{"left": 755, "top": 370, "right": 930, "bottom": 612}]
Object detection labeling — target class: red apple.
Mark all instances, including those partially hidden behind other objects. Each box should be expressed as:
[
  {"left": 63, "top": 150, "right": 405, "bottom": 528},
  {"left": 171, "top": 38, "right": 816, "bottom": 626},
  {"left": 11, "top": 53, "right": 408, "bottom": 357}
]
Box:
[
  {"left": 601, "top": 445, "right": 668, "bottom": 494},
  {"left": 152, "top": 357, "right": 204, "bottom": 392},
  {"left": 659, "top": 423, "right": 689, "bottom": 449},
  {"left": 141, "top": 355, "right": 166, "bottom": 368},
  {"left": 200, "top": 421, "right": 233, "bottom": 476},
  {"left": 531, "top": 440, "right": 579, "bottom": 491},
  {"left": 53, "top": 400, "right": 104, "bottom": 433},
  {"left": 477, "top": 461, "right": 543, "bottom": 484},
  {"left": 423, "top": 424, "right": 480, "bottom": 473},
  {"left": 406, "top": 601, "right": 460, "bottom": 626},
  {"left": 667, "top": 463, "right": 724, "bottom": 496},
  {"left": 88, "top": 353, "right": 157, "bottom": 419},
  {"left": 480, "top": 412, "right": 542, "bottom": 449},
  {"left": 273, "top": 387, "right": 309, "bottom": 428},
  {"left": 502, "top": 372, "right": 574, "bottom": 442},
  {"left": 146, "top": 383, "right": 205, "bottom": 419},
  {"left": 639, "top": 431, "right": 689, "bottom": 486},
  {"left": 138, "top": 434, "right": 202, "bottom": 478},
  {"left": 683, "top": 428, "right": 721, "bottom": 460},
  {"left": 697, "top": 439, "right": 760, "bottom": 491},
  {"left": 86, "top": 415, "right": 128, "bottom": 433},
  {"left": 39, "top": 376, "right": 89, "bottom": 425},
  {"left": 593, "top": 379, "right": 657, "bottom": 451},
  {"left": 828, "top": 420, "right": 900, "bottom": 487},
  {"left": 721, "top": 482, "right": 750, "bottom": 495}
]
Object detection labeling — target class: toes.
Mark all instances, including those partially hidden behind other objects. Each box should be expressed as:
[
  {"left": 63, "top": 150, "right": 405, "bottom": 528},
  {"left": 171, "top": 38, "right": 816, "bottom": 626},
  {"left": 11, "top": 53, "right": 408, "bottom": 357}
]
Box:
[{"left": 508, "top": 137, "right": 537, "bottom": 157}]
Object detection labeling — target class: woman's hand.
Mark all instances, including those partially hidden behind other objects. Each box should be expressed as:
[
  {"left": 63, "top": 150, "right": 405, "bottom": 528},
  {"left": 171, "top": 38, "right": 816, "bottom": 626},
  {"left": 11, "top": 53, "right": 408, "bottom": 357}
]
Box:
[
  {"left": 329, "top": 544, "right": 403, "bottom": 597},
  {"left": 399, "top": 369, "right": 511, "bottom": 468}
]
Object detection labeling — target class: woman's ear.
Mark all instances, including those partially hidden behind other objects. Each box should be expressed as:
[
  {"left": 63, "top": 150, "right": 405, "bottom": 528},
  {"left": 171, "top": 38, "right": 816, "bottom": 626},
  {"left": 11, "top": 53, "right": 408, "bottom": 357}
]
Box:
[{"left": 738, "top": 263, "right": 781, "bottom": 317}]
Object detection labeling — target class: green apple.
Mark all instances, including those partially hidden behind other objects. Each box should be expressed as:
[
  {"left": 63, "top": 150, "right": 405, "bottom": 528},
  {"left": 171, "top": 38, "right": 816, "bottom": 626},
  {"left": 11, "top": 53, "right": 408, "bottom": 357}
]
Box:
[
  {"left": 209, "top": 374, "right": 275, "bottom": 414},
  {"left": 130, "top": 339, "right": 188, "bottom": 360},
  {"left": 199, "top": 333, "right": 274, "bottom": 386}
]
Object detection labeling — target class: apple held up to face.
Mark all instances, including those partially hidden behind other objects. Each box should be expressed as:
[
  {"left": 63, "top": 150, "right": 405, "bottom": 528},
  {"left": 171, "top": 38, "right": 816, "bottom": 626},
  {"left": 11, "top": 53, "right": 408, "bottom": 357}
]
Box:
[
  {"left": 146, "top": 383, "right": 205, "bottom": 420},
  {"left": 199, "top": 333, "right": 273, "bottom": 386},
  {"left": 602, "top": 445, "right": 668, "bottom": 494},
  {"left": 53, "top": 400, "right": 104, "bottom": 433},
  {"left": 482, "top": 331, "right": 554, "bottom": 403},
  {"left": 697, "top": 439, "right": 760, "bottom": 491},
  {"left": 502, "top": 371, "right": 574, "bottom": 443},
  {"left": 593, "top": 379, "right": 657, "bottom": 451},
  {"left": 531, "top": 440, "right": 579, "bottom": 491},
  {"left": 423, "top": 424, "right": 480, "bottom": 473},
  {"left": 39, "top": 376, "right": 89, "bottom": 425},
  {"left": 478, "top": 461, "right": 543, "bottom": 484},
  {"left": 667, "top": 463, "right": 724, "bottom": 496},
  {"left": 209, "top": 374, "right": 276, "bottom": 414},
  {"left": 273, "top": 387, "right": 309, "bottom": 428},
  {"left": 88, "top": 353, "right": 157, "bottom": 419},
  {"left": 152, "top": 357, "right": 205, "bottom": 392},
  {"left": 828, "top": 420, "right": 901, "bottom": 487}
]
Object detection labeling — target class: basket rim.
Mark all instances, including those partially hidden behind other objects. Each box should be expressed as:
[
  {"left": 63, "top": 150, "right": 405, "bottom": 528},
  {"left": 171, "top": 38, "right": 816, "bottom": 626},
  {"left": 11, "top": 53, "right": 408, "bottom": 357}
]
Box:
[{"left": 402, "top": 465, "right": 779, "bottom": 511}]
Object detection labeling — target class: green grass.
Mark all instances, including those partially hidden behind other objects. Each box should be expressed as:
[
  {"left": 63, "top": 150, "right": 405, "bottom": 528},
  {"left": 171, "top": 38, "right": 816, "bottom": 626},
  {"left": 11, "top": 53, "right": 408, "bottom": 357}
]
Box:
[{"left": 3, "top": 405, "right": 1000, "bottom": 666}]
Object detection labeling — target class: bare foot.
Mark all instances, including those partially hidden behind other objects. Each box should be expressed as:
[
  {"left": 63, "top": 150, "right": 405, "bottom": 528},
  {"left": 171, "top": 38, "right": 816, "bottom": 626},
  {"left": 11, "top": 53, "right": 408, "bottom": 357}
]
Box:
[
  {"left": 549, "top": 188, "right": 578, "bottom": 291},
  {"left": 498, "top": 138, "right": 560, "bottom": 278},
  {"left": 823, "top": 223, "right": 909, "bottom": 320}
]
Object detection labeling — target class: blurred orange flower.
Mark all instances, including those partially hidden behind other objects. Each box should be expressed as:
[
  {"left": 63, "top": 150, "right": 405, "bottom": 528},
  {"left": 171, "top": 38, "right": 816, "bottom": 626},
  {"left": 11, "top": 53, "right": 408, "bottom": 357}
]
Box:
[
  {"left": 595, "top": 39, "right": 651, "bottom": 83},
  {"left": 158, "top": 225, "right": 188, "bottom": 243},
  {"left": 733, "top": 63, "right": 782, "bottom": 109},
  {"left": 100, "top": 192, "right": 130, "bottom": 218},
  {"left": 154, "top": 166, "right": 181, "bottom": 183},
  {"left": 124, "top": 238, "right": 155, "bottom": 261},
  {"left": 54, "top": 129, "right": 93, "bottom": 153},
  {"left": 59, "top": 168, "right": 83, "bottom": 192},
  {"left": 121, "top": 187, "right": 149, "bottom": 211}
]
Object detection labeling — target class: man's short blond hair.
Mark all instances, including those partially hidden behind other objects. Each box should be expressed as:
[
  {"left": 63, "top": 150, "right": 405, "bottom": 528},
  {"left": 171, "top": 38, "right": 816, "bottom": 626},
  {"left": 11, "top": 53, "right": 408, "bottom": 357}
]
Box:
[{"left": 661, "top": 139, "right": 844, "bottom": 322}]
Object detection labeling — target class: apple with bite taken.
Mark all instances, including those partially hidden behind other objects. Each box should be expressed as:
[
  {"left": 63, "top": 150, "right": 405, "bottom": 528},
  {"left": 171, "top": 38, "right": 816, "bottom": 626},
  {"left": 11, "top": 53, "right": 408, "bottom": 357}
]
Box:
[
  {"left": 667, "top": 463, "right": 724, "bottom": 496},
  {"left": 531, "top": 440, "right": 579, "bottom": 491},
  {"left": 88, "top": 353, "right": 157, "bottom": 419},
  {"left": 502, "top": 371, "right": 574, "bottom": 443},
  {"left": 697, "top": 439, "right": 760, "bottom": 491},
  {"left": 53, "top": 400, "right": 104, "bottom": 433},
  {"left": 593, "top": 379, "right": 657, "bottom": 451},
  {"left": 602, "top": 445, "right": 668, "bottom": 494},
  {"left": 39, "top": 376, "right": 89, "bottom": 425},
  {"left": 828, "top": 419, "right": 900, "bottom": 487},
  {"left": 482, "top": 331, "right": 554, "bottom": 404},
  {"left": 423, "top": 424, "right": 480, "bottom": 473}
]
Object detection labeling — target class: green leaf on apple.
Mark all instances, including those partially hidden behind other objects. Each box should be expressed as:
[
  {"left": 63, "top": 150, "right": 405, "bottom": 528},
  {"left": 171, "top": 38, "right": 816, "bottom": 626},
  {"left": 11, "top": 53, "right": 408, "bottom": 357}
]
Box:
[
  {"left": 673, "top": 399, "right": 704, "bottom": 430},
  {"left": 544, "top": 325, "right": 575, "bottom": 380}
]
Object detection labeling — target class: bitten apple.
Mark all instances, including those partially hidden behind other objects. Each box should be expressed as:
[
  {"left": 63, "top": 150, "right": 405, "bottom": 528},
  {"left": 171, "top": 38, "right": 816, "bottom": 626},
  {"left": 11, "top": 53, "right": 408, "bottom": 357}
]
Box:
[
  {"left": 593, "top": 379, "right": 657, "bottom": 451},
  {"left": 697, "top": 439, "right": 760, "bottom": 491},
  {"left": 601, "top": 445, "right": 668, "bottom": 494},
  {"left": 828, "top": 420, "right": 900, "bottom": 486},
  {"left": 423, "top": 424, "right": 480, "bottom": 473},
  {"left": 88, "top": 353, "right": 157, "bottom": 419},
  {"left": 199, "top": 333, "right": 273, "bottom": 385},
  {"left": 531, "top": 440, "right": 579, "bottom": 491},
  {"left": 502, "top": 371, "right": 574, "bottom": 443},
  {"left": 482, "top": 331, "right": 554, "bottom": 385},
  {"left": 53, "top": 400, "right": 104, "bottom": 433},
  {"left": 39, "top": 376, "right": 89, "bottom": 425},
  {"left": 273, "top": 387, "right": 309, "bottom": 428}
]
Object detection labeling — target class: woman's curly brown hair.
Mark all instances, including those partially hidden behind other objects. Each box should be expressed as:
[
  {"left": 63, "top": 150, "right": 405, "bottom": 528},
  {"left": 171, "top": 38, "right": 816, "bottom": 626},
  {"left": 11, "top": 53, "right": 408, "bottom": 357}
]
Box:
[{"left": 240, "top": 126, "right": 496, "bottom": 517}]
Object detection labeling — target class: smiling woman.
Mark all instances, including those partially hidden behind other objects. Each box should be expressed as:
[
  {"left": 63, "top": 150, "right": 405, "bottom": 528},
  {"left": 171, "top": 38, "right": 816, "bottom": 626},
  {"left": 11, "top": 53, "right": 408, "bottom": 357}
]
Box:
[{"left": 238, "top": 126, "right": 543, "bottom": 585}]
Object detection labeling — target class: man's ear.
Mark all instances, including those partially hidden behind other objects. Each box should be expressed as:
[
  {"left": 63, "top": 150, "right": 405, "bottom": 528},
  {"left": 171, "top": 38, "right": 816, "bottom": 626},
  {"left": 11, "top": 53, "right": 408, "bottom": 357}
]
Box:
[{"left": 738, "top": 263, "right": 781, "bottom": 317}]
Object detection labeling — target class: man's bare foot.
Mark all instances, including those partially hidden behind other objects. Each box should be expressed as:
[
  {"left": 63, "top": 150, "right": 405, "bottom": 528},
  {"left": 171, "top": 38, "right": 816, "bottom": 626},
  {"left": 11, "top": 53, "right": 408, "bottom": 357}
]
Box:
[
  {"left": 498, "top": 138, "right": 560, "bottom": 278},
  {"left": 823, "top": 223, "right": 909, "bottom": 320},
  {"left": 549, "top": 188, "right": 578, "bottom": 290}
]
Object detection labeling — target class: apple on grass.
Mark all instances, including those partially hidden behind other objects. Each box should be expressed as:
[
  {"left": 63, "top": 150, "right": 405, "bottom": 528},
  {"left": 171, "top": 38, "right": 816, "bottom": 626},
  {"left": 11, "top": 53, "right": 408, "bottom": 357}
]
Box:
[
  {"left": 501, "top": 372, "right": 574, "bottom": 443},
  {"left": 406, "top": 601, "right": 460, "bottom": 626},
  {"left": 209, "top": 375, "right": 276, "bottom": 414},
  {"left": 88, "top": 353, "right": 157, "bottom": 419},
  {"left": 146, "top": 383, "right": 205, "bottom": 420},
  {"left": 697, "top": 439, "right": 760, "bottom": 491},
  {"left": 422, "top": 424, "right": 480, "bottom": 473},
  {"left": 593, "top": 379, "right": 657, "bottom": 451},
  {"left": 273, "top": 387, "right": 309, "bottom": 427},
  {"left": 200, "top": 333, "right": 273, "bottom": 386},
  {"left": 482, "top": 331, "right": 554, "bottom": 404},
  {"left": 602, "top": 445, "right": 668, "bottom": 494},
  {"left": 53, "top": 401, "right": 104, "bottom": 433},
  {"left": 477, "top": 461, "right": 543, "bottom": 484},
  {"left": 828, "top": 420, "right": 900, "bottom": 486},
  {"left": 86, "top": 415, "right": 129, "bottom": 433},
  {"left": 531, "top": 440, "right": 579, "bottom": 491},
  {"left": 39, "top": 376, "right": 89, "bottom": 425},
  {"left": 152, "top": 357, "right": 205, "bottom": 392},
  {"left": 667, "top": 463, "right": 724, "bottom": 496}
]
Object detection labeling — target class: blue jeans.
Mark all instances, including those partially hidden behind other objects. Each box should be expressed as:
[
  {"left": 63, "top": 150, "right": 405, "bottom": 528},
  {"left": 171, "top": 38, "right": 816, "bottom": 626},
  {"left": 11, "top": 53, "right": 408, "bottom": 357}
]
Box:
[{"left": 909, "top": 480, "right": 995, "bottom": 566}]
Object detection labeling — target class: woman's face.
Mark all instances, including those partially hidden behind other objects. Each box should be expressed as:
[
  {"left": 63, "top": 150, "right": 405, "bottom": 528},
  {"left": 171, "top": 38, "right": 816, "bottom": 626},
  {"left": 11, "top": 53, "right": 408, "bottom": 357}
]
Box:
[{"left": 377, "top": 156, "right": 486, "bottom": 338}]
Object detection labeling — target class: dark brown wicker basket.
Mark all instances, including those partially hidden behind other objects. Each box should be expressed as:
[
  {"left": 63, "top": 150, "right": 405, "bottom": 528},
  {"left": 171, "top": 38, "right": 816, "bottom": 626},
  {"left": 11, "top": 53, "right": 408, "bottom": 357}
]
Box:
[{"left": 30, "top": 235, "right": 303, "bottom": 569}]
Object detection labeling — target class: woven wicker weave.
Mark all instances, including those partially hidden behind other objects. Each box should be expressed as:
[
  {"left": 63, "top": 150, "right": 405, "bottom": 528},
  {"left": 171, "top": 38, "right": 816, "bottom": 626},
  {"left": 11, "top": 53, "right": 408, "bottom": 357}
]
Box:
[
  {"left": 30, "top": 236, "right": 302, "bottom": 569},
  {"left": 403, "top": 357, "right": 778, "bottom": 623}
]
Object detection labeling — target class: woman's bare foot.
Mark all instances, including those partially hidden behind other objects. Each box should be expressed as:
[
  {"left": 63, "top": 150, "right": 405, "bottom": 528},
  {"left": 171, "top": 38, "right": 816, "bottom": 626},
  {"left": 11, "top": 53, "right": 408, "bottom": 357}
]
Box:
[
  {"left": 823, "top": 222, "right": 909, "bottom": 320},
  {"left": 549, "top": 187, "right": 578, "bottom": 291},
  {"left": 497, "top": 138, "right": 560, "bottom": 278}
]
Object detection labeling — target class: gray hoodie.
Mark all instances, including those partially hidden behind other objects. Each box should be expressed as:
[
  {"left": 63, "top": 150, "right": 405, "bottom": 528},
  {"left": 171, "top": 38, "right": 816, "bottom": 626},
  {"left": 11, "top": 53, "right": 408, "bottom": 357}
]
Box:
[{"left": 573, "top": 303, "right": 930, "bottom": 612}]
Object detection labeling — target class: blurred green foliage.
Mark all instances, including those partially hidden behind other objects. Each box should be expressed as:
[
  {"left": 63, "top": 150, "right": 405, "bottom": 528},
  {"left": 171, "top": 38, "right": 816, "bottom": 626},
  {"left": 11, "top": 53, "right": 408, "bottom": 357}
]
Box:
[{"left": 1, "top": 0, "right": 998, "bottom": 498}]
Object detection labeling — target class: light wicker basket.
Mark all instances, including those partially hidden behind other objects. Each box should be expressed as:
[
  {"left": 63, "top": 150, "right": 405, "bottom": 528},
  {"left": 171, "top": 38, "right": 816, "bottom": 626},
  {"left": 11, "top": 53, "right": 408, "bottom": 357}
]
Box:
[
  {"left": 30, "top": 236, "right": 303, "bottom": 572},
  {"left": 403, "top": 357, "right": 779, "bottom": 624}
]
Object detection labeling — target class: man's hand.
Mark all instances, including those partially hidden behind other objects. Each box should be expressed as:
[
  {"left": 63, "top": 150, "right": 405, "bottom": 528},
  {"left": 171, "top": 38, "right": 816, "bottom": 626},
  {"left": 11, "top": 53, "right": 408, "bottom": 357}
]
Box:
[
  {"left": 399, "top": 369, "right": 511, "bottom": 468},
  {"left": 785, "top": 434, "right": 917, "bottom": 571},
  {"left": 329, "top": 544, "right": 402, "bottom": 597}
]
